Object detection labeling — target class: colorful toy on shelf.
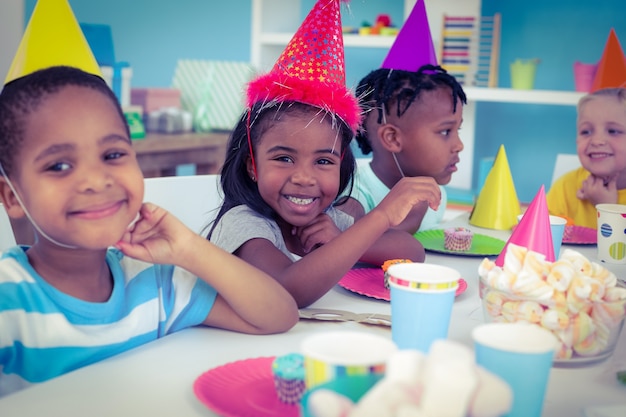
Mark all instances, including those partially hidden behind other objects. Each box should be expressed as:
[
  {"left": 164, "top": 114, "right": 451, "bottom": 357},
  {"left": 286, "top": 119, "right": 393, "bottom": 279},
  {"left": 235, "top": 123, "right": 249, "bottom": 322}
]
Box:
[
  {"left": 439, "top": 13, "right": 501, "bottom": 87},
  {"left": 358, "top": 13, "right": 398, "bottom": 36}
]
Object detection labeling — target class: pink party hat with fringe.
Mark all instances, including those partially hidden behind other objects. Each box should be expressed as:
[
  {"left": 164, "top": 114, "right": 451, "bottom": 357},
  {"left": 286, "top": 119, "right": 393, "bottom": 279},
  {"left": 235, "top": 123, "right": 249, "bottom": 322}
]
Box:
[
  {"left": 381, "top": 0, "right": 437, "bottom": 70},
  {"left": 495, "top": 185, "right": 555, "bottom": 267},
  {"left": 246, "top": 0, "right": 361, "bottom": 133}
]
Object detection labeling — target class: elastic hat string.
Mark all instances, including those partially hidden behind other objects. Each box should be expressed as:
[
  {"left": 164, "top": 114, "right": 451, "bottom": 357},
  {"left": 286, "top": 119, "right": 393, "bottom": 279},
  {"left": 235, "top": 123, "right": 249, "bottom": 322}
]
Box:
[{"left": 0, "top": 162, "right": 77, "bottom": 248}]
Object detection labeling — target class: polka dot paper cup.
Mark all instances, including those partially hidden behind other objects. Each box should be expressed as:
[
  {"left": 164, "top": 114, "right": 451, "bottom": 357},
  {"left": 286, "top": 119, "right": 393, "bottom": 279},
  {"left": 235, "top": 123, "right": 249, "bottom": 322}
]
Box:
[
  {"left": 596, "top": 204, "right": 626, "bottom": 264},
  {"left": 300, "top": 331, "right": 396, "bottom": 390}
]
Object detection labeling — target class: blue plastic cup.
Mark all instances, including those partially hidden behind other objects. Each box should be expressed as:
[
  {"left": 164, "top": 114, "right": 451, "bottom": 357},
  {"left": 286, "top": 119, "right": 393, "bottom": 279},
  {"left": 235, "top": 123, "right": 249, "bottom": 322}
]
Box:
[
  {"left": 473, "top": 322, "right": 558, "bottom": 417},
  {"left": 388, "top": 263, "right": 459, "bottom": 352}
]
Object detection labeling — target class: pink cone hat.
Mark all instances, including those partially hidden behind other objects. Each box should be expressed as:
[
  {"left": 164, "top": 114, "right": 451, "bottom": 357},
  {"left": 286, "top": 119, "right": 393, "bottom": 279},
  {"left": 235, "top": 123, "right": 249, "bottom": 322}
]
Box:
[
  {"left": 381, "top": 0, "right": 437, "bottom": 70},
  {"left": 495, "top": 185, "right": 555, "bottom": 266}
]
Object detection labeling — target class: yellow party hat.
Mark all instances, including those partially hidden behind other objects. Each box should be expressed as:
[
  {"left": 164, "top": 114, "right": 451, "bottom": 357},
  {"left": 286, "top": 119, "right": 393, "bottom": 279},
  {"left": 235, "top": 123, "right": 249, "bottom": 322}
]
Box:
[
  {"left": 5, "top": 0, "right": 101, "bottom": 84},
  {"left": 469, "top": 145, "right": 521, "bottom": 230}
]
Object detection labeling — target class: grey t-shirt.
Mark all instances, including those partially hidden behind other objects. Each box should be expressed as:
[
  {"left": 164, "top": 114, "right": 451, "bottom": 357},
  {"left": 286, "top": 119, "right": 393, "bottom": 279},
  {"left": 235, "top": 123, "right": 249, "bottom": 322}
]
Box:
[{"left": 209, "top": 205, "right": 354, "bottom": 261}]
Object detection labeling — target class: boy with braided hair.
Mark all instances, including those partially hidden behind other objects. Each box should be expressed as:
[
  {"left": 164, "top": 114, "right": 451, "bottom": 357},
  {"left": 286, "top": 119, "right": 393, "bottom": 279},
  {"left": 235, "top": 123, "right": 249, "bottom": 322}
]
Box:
[{"left": 349, "top": 64, "right": 467, "bottom": 233}]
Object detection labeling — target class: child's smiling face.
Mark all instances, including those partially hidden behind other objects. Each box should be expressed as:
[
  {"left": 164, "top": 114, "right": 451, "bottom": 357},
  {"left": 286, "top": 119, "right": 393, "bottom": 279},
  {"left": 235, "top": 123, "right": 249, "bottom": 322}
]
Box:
[
  {"left": 576, "top": 95, "right": 626, "bottom": 180},
  {"left": 10, "top": 85, "right": 144, "bottom": 249},
  {"left": 249, "top": 109, "right": 342, "bottom": 227}
]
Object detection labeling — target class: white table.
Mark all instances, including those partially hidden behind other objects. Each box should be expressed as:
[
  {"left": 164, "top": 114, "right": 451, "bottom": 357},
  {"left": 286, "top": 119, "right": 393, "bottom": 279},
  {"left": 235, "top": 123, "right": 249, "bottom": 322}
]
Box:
[{"left": 1, "top": 213, "right": 625, "bottom": 417}]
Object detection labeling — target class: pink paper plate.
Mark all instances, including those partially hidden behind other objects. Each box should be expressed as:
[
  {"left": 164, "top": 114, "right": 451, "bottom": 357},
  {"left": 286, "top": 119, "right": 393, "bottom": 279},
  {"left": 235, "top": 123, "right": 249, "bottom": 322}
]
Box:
[
  {"left": 194, "top": 356, "right": 299, "bottom": 417},
  {"left": 338, "top": 268, "right": 468, "bottom": 301},
  {"left": 563, "top": 225, "right": 597, "bottom": 245}
]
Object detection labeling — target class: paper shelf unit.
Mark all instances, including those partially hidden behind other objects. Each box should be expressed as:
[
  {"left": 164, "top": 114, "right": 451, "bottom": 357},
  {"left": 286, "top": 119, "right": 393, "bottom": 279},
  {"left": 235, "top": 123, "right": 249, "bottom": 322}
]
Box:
[{"left": 439, "top": 13, "right": 501, "bottom": 88}]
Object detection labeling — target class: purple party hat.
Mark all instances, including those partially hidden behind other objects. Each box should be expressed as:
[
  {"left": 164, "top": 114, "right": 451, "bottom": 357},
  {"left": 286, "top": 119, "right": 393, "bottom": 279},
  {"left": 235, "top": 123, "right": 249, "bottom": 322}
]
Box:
[{"left": 381, "top": 0, "right": 437, "bottom": 70}]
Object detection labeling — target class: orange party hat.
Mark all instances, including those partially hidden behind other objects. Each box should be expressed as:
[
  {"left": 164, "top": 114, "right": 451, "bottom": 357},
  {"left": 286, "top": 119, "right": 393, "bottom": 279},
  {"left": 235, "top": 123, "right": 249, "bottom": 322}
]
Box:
[
  {"left": 5, "top": 0, "right": 101, "bottom": 84},
  {"left": 495, "top": 185, "right": 554, "bottom": 266},
  {"left": 246, "top": 0, "right": 360, "bottom": 133},
  {"left": 469, "top": 145, "right": 521, "bottom": 230},
  {"left": 590, "top": 29, "right": 626, "bottom": 91}
]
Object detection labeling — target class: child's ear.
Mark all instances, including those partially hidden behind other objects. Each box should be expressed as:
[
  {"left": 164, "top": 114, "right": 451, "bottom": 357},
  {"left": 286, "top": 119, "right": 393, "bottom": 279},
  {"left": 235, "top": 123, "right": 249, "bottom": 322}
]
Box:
[
  {"left": 0, "top": 177, "right": 26, "bottom": 219},
  {"left": 245, "top": 157, "right": 256, "bottom": 182},
  {"left": 377, "top": 124, "right": 403, "bottom": 153}
]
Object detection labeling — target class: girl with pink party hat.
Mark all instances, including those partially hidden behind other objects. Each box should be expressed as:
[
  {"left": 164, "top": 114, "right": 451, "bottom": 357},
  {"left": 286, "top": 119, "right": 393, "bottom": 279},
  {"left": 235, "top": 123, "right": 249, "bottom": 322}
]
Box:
[{"left": 208, "top": 0, "right": 438, "bottom": 308}]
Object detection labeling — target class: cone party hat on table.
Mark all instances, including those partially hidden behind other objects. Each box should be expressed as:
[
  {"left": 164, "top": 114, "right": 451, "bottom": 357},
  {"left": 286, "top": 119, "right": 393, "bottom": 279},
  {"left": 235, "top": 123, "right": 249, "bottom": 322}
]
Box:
[
  {"left": 495, "top": 185, "right": 554, "bottom": 266},
  {"left": 469, "top": 145, "right": 521, "bottom": 230},
  {"left": 590, "top": 28, "right": 626, "bottom": 91},
  {"left": 5, "top": 0, "right": 101, "bottom": 84},
  {"left": 245, "top": 0, "right": 360, "bottom": 133},
  {"left": 381, "top": 0, "right": 437, "bottom": 70}
]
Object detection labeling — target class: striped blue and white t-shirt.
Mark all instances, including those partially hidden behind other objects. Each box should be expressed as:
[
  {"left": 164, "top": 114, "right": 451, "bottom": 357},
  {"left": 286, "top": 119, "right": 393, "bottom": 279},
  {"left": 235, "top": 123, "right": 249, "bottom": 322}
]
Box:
[{"left": 0, "top": 246, "right": 217, "bottom": 397}]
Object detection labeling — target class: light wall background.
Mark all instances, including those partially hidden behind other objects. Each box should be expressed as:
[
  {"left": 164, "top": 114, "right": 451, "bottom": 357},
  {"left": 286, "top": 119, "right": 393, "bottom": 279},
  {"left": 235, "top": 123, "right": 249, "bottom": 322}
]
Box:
[{"left": 6, "top": 0, "right": 626, "bottom": 202}]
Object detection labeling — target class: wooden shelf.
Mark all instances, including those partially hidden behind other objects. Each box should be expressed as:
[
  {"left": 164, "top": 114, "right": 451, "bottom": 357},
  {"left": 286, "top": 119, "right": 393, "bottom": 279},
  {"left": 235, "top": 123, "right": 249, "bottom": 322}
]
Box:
[{"left": 133, "top": 132, "right": 229, "bottom": 177}]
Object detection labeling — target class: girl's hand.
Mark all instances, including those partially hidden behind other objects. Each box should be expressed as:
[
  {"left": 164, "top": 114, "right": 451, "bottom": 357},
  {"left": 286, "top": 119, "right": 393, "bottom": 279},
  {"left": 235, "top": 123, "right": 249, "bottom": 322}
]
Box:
[
  {"left": 294, "top": 212, "right": 342, "bottom": 253},
  {"left": 115, "top": 203, "right": 195, "bottom": 264},
  {"left": 374, "top": 177, "right": 441, "bottom": 228},
  {"left": 576, "top": 173, "right": 618, "bottom": 206}
]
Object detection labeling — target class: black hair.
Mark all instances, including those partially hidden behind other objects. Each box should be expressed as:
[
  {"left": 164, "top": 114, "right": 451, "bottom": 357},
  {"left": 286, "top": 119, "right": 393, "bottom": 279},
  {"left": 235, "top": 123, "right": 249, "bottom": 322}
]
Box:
[
  {"left": 0, "top": 65, "right": 127, "bottom": 176},
  {"left": 354, "top": 64, "right": 467, "bottom": 154},
  {"left": 207, "top": 101, "right": 356, "bottom": 239}
]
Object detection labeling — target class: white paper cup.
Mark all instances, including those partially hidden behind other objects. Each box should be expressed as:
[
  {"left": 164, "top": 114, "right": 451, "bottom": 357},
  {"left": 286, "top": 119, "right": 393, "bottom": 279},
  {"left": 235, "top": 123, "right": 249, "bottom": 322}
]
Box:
[
  {"left": 388, "top": 263, "right": 459, "bottom": 352},
  {"left": 596, "top": 204, "right": 626, "bottom": 264},
  {"left": 473, "top": 322, "right": 558, "bottom": 417},
  {"left": 300, "top": 331, "right": 396, "bottom": 390}
]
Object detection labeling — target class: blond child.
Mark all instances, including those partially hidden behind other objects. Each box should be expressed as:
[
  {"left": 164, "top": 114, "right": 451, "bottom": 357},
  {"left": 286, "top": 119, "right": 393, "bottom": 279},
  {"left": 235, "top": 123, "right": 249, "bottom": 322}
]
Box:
[
  {"left": 547, "top": 87, "right": 626, "bottom": 228},
  {"left": 0, "top": 66, "right": 298, "bottom": 397}
]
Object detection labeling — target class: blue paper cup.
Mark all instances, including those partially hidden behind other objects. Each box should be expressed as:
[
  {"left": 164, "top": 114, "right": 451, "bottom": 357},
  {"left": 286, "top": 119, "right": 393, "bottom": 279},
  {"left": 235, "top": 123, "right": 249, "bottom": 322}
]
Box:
[
  {"left": 388, "top": 263, "right": 459, "bottom": 352},
  {"left": 473, "top": 322, "right": 558, "bottom": 417}
]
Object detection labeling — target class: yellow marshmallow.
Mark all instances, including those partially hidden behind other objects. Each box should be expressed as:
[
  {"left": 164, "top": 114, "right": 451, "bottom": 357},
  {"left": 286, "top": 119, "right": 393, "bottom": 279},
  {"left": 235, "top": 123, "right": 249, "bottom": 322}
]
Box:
[
  {"left": 546, "top": 260, "right": 575, "bottom": 292},
  {"left": 502, "top": 300, "right": 543, "bottom": 323}
]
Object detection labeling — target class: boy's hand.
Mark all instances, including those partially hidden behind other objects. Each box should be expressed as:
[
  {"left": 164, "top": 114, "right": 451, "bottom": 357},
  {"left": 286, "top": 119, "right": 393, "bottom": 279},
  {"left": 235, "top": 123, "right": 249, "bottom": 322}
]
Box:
[
  {"left": 576, "top": 174, "right": 618, "bottom": 206},
  {"left": 293, "top": 212, "right": 342, "bottom": 253},
  {"left": 115, "top": 203, "right": 194, "bottom": 263},
  {"left": 374, "top": 177, "right": 441, "bottom": 228}
]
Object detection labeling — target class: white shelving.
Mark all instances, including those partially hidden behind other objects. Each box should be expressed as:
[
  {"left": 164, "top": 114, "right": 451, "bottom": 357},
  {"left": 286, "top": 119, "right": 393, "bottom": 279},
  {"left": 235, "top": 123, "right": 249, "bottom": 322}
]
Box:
[
  {"left": 464, "top": 87, "right": 584, "bottom": 106},
  {"left": 250, "top": 0, "right": 418, "bottom": 72},
  {"left": 259, "top": 32, "right": 397, "bottom": 49}
]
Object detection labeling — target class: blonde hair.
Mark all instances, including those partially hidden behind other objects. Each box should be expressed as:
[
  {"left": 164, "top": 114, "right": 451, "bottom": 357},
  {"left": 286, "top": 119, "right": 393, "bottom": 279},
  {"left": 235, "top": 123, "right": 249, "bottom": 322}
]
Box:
[{"left": 577, "top": 87, "right": 626, "bottom": 114}]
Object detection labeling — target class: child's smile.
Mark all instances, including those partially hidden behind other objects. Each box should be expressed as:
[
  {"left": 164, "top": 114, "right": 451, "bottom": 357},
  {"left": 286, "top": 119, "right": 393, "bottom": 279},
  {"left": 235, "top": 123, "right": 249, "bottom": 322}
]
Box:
[
  {"left": 13, "top": 86, "right": 144, "bottom": 249},
  {"left": 251, "top": 110, "right": 342, "bottom": 227},
  {"left": 577, "top": 95, "right": 626, "bottom": 180}
]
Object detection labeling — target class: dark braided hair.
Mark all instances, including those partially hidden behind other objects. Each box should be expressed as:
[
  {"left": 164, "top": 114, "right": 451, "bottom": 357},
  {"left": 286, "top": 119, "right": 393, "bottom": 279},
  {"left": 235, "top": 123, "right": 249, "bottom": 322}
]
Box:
[
  {"left": 354, "top": 64, "right": 467, "bottom": 154},
  {"left": 0, "top": 65, "right": 126, "bottom": 177},
  {"left": 206, "top": 101, "right": 356, "bottom": 239}
]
